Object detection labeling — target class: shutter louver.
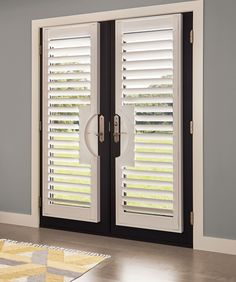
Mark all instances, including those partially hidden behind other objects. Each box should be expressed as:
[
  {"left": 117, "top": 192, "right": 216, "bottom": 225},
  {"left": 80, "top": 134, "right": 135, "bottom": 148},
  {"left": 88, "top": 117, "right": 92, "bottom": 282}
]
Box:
[
  {"left": 122, "top": 27, "right": 174, "bottom": 217},
  {"left": 116, "top": 15, "right": 183, "bottom": 232},
  {"left": 47, "top": 35, "right": 91, "bottom": 209},
  {"left": 42, "top": 23, "right": 100, "bottom": 222}
]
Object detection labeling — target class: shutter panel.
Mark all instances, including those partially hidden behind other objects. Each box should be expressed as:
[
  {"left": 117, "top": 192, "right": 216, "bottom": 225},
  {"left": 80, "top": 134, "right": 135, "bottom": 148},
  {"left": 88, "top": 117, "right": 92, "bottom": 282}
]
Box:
[
  {"left": 116, "top": 15, "right": 183, "bottom": 232},
  {"left": 42, "top": 23, "right": 100, "bottom": 222}
]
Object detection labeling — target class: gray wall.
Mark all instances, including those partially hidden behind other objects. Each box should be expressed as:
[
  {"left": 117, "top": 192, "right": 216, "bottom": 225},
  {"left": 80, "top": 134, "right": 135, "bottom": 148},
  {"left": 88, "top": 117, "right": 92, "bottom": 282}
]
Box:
[
  {"left": 203, "top": 0, "right": 236, "bottom": 239},
  {"left": 0, "top": 0, "right": 235, "bottom": 240}
]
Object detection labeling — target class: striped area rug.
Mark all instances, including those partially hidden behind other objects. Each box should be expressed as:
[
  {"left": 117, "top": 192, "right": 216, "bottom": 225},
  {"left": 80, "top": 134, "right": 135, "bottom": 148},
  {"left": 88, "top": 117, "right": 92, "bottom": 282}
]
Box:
[{"left": 0, "top": 239, "right": 110, "bottom": 281}]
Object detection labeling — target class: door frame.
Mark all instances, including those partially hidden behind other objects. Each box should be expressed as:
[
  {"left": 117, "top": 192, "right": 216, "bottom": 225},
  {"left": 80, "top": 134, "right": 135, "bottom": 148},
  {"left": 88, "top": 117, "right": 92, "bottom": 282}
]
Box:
[{"left": 31, "top": 0, "right": 203, "bottom": 250}]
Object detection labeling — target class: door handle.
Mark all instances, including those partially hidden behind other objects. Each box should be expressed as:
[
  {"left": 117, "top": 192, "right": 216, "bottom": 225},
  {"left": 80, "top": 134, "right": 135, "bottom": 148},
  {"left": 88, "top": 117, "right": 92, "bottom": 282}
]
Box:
[
  {"left": 113, "top": 115, "right": 120, "bottom": 143},
  {"left": 85, "top": 114, "right": 105, "bottom": 143},
  {"left": 113, "top": 114, "right": 128, "bottom": 143},
  {"left": 114, "top": 106, "right": 134, "bottom": 163},
  {"left": 98, "top": 115, "right": 105, "bottom": 143}
]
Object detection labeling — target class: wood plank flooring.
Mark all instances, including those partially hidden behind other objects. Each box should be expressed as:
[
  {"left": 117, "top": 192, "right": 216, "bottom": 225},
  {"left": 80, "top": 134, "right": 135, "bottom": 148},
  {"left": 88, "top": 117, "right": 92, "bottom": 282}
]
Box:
[{"left": 0, "top": 223, "right": 236, "bottom": 281}]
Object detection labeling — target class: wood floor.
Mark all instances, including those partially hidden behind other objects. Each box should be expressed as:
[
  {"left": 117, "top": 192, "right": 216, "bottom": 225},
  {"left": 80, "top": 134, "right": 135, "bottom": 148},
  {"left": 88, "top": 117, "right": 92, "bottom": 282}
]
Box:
[{"left": 0, "top": 224, "right": 236, "bottom": 281}]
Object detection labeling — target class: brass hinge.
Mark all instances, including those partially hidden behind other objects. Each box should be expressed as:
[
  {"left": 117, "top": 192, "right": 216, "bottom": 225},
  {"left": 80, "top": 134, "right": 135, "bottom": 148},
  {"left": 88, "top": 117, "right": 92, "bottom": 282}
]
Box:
[
  {"left": 190, "top": 30, "right": 194, "bottom": 44},
  {"left": 39, "top": 196, "right": 42, "bottom": 209},
  {"left": 190, "top": 121, "right": 193, "bottom": 135},
  {"left": 190, "top": 211, "right": 194, "bottom": 226}
]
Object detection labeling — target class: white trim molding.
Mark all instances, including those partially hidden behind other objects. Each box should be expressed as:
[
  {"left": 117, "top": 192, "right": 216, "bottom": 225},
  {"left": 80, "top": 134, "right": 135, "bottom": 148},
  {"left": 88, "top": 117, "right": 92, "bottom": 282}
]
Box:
[
  {"left": 0, "top": 212, "right": 39, "bottom": 228},
  {"left": 195, "top": 235, "right": 236, "bottom": 256}
]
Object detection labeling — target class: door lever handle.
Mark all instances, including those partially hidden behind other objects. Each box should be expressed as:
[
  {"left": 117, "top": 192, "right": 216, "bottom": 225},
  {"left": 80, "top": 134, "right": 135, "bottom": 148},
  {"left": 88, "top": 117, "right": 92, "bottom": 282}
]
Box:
[
  {"left": 113, "top": 115, "right": 120, "bottom": 143},
  {"left": 85, "top": 115, "right": 105, "bottom": 143},
  {"left": 98, "top": 115, "right": 105, "bottom": 143}
]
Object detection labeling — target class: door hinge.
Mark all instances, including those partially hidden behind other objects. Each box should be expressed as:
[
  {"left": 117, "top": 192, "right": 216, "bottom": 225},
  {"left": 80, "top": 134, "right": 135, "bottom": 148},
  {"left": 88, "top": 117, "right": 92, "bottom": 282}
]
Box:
[
  {"left": 190, "top": 120, "right": 193, "bottom": 135},
  {"left": 190, "top": 29, "right": 194, "bottom": 44},
  {"left": 39, "top": 121, "right": 42, "bottom": 132},
  {"left": 190, "top": 211, "right": 194, "bottom": 226},
  {"left": 39, "top": 196, "right": 42, "bottom": 209}
]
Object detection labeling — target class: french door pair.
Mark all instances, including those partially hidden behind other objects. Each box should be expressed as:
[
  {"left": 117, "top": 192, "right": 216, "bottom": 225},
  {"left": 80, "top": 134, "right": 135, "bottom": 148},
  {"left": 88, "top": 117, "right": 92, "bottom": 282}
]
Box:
[{"left": 40, "top": 13, "right": 193, "bottom": 247}]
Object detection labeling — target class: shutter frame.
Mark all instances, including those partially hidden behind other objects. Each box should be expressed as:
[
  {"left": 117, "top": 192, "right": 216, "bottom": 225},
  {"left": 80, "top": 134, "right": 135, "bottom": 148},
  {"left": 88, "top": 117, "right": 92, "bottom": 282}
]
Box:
[
  {"left": 115, "top": 14, "right": 183, "bottom": 233},
  {"left": 42, "top": 22, "right": 101, "bottom": 222}
]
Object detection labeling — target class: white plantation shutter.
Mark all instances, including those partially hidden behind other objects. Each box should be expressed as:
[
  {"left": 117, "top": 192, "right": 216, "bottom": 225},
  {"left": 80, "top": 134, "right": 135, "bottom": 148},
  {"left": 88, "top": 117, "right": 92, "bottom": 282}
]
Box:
[
  {"left": 42, "top": 23, "right": 100, "bottom": 222},
  {"left": 115, "top": 15, "right": 183, "bottom": 232}
]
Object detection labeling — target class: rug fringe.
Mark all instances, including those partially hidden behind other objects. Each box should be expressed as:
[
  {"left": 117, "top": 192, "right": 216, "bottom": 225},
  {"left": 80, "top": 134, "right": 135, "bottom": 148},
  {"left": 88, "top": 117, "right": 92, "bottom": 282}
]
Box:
[{"left": 0, "top": 238, "right": 111, "bottom": 259}]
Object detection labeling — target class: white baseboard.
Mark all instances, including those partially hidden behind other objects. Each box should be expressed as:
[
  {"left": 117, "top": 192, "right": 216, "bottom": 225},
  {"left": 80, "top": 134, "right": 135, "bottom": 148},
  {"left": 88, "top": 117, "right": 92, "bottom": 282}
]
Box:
[
  {"left": 0, "top": 211, "right": 39, "bottom": 228},
  {"left": 194, "top": 235, "right": 236, "bottom": 256},
  {"left": 1, "top": 211, "right": 235, "bottom": 256}
]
